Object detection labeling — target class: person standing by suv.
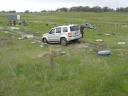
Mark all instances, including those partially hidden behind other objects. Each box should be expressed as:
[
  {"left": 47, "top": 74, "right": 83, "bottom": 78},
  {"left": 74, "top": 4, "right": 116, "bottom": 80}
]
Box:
[{"left": 80, "top": 25, "right": 85, "bottom": 38}]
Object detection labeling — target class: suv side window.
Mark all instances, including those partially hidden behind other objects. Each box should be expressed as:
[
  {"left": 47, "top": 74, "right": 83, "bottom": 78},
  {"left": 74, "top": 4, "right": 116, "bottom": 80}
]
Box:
[
  {"left": 49, "top": 29, "right": 55, "bottom": 34},
  {"left": 63, "top": 27, "right": 68, "bottom": 32},
  {"left": 56, "top": 27, "right": 61, "bottom": 33}
]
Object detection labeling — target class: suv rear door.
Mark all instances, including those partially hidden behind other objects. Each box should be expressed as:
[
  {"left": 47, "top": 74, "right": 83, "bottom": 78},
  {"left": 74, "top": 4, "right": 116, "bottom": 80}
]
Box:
[{"left": 54, "top": 27, "right": 61, "bottom": 41}]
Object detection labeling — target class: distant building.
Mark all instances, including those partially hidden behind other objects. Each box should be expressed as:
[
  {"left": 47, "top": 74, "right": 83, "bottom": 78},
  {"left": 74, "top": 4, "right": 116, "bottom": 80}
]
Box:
[
  {"left": 8, "top": 13, "right": 17, "bottom": 21},
  {"left": 8, "top": 14, "right": 21, "bottom": 26}
]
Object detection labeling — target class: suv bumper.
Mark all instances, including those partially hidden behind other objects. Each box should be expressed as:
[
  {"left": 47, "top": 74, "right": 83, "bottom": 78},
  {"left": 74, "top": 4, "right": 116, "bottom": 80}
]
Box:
[{"left": 67, "top": 35, "right": 81, "bottom": 41}]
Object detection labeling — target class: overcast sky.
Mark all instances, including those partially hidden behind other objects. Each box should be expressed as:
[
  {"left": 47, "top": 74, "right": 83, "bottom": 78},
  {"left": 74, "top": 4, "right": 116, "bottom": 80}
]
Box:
[{"left": 0, "top": 0, "right": 128, "bottom": 12}]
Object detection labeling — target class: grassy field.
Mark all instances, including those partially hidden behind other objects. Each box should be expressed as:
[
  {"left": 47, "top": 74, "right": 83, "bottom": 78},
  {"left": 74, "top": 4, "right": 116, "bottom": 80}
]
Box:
[{"left": 0, "top": 12, "right": 128, "bottom": 96}]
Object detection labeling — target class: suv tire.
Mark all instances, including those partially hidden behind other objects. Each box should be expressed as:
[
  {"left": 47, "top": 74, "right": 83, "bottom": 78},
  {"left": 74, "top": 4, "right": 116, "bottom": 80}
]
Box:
[
  {"left": 60, "top": 38, "right": 67, "bottom": 46},
  {"left": 42, "top": 38, "right": 48, "bottom": 43}
]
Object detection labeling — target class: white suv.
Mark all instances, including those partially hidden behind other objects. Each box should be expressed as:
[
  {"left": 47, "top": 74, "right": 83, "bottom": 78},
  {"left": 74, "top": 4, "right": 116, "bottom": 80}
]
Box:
[{"left": 42, "top": 24, "right": 81, "bottom": 45}]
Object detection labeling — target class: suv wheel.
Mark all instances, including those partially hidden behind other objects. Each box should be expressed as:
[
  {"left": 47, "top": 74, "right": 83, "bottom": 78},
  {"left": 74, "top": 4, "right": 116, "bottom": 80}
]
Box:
[
  {"left": 60, "top": 38, "right": 67, "bottom": 46},
  {"left": 42, "top": 38, "right": 48, "bottom": 43}
]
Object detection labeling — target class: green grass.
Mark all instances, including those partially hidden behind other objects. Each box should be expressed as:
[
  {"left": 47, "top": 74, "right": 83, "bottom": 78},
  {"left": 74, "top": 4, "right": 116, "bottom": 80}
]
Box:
[{"left": 0, "top": 12, "right": 128, "bottom": 96}]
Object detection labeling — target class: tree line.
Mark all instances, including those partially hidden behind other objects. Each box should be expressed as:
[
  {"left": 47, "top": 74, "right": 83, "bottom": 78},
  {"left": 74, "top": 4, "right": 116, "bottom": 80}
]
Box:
[{"left": 56, "top": 6, "right": 128, "bottom": 12}]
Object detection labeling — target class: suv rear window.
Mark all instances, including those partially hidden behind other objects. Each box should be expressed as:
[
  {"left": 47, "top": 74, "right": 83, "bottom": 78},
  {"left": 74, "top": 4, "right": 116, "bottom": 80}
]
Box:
[{"left": 70, "top": 26, "right": 79, "bottom": 31}]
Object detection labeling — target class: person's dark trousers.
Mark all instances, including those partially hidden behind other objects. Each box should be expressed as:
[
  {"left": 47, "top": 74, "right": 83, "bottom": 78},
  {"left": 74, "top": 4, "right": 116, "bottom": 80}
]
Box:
[{"left": 81, "top": 32, "right": 84, "bottom": 38}]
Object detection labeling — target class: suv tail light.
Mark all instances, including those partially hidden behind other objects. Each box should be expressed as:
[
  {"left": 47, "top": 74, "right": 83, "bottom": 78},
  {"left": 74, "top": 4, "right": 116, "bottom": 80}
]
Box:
[{"left": 68, "top": 32, "right": 72, "bottom": 37}]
